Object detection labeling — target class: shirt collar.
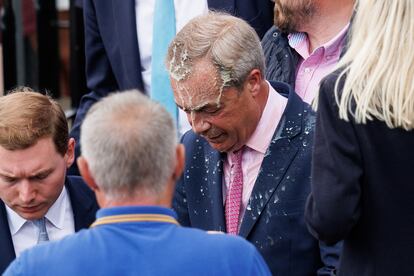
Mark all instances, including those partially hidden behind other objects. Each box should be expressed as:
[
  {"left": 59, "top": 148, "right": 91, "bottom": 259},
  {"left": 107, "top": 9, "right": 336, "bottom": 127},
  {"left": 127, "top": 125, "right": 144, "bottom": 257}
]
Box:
[
  {"left": 5, "top": 186, "right": 69, "bottom": 235},
  {"left": 5, "top": 204, "right": 26, "bottom": 235},
  {"left": 244, "top": 81, "right": 288, "bottom": 154},
  {"left": 96, "top": 205, "right": 177, "bottom": 219},
  {"left": 45, "top": 186, "right": 69, "bottom": 230},
  {"left": 288, "top": 23, "right": 350, "bottom": 59}
]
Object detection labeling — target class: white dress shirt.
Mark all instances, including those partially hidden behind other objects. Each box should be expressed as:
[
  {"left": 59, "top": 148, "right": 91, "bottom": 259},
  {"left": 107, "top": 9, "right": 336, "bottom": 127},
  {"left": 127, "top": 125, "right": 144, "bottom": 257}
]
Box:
[
  {"left": 6, "top": 186, "right": 75, "bottom": 256},
  {"left": 135, "top": 0, "right": 208, "bottom": 135}
]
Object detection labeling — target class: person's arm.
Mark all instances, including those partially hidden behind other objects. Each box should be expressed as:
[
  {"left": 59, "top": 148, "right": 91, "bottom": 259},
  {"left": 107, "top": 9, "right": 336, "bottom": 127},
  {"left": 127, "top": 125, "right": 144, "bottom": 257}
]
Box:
[
  {"left": 68, "top": 0, "right": 119, "bottom": 175},
  {"left": 305, "top": 73, "right": 363, "bottom": 245}
]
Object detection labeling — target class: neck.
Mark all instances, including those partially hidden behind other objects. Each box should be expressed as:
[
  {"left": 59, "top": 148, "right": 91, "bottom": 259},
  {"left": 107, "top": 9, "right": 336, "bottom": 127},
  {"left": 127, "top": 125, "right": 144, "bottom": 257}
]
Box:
[
  {"left": 104, "top": 200, "right": 171, "bottom": 209},
  {"left": 97, "top": 193, "right": 172, "bottom": 209},
  {"left": 303, "top": 1, "right": 354, "bottom": 52}
]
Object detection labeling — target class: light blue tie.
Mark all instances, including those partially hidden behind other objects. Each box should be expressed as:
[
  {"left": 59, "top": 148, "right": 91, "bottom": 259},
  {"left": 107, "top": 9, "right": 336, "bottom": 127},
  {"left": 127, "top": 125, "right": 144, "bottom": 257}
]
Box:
[
  {"left": 151, "top": 0, "right": 178, "bottom": 122},
  {"left": 33, "top": 217, "right": 49, "bottom": 244}
]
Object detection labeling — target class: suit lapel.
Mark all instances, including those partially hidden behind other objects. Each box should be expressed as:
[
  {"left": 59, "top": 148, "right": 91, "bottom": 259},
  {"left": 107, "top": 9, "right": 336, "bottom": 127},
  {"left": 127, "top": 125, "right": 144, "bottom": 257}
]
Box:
[
  {"left": 205, "top": 148, "right": 226, "bottom": 231},
  {"left": 239, "top": 83, "right": 304, "bottom": 238},
  {"left": 112, "top": 0, "right": 143, "bottom": 90},
  {"left": 0, "top": 201, "right": 16, "bottom": 273}
]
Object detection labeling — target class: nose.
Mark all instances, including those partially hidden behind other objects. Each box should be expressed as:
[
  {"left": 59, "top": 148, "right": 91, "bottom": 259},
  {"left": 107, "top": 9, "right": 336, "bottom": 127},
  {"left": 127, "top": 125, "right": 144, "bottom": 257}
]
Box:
[
  {"left": 188, "top": 112, "right": 211, "bottom": 134},
  {"left": 18, "top": 180, "right": 36, "bottom": 204}
]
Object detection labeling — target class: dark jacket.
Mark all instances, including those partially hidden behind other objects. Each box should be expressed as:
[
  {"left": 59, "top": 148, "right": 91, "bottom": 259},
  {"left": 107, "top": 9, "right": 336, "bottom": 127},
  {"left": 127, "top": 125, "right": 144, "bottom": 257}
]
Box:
[
  {"left": 306, "top": 72, "right": 414, "bottom": 275},
  {"left": 262, "top": 26, "right": 300, "bottom": 87}
]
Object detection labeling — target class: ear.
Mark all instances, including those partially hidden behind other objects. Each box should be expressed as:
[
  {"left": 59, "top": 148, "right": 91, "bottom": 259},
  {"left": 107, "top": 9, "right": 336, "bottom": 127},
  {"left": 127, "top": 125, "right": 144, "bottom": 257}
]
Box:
[
  {"left": 77, "top": 156, "right": 99, "bottom": 192},
  {"left": 65, "top": 138, "right": 76, "bottom": 168},
  {"left": 78, "top": 156, "right": 106, "bottom": 208},
  {"left": 172, "top": 144, "right": 185, "bottom": 182},
  {"left": 160, "top": 144, "right": 185, "bottom": 208},
  {"left": 245, "top": 69, "right": 263, "bottom": 97}
]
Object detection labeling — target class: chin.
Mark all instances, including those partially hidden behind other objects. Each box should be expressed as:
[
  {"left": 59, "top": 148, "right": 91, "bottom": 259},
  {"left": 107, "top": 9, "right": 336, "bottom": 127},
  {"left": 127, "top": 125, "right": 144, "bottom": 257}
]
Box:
[{"left": 16, "top": 206, "right": 47, "bottom": 220}]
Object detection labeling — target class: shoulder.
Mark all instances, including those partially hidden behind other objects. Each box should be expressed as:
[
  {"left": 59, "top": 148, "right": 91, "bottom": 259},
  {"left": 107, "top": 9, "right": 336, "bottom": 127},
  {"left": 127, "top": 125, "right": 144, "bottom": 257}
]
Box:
[
  {"left": 178, "top": 226, "right": 260, "bottom": 257},
  {"left": 4, "top": 229, "right": 92, "bottom": 275},
  {"left": 65, "top": 176, "right": 98, "bottom": 212},
  {"left": 262, "top": 26, "right": 285, "bottom": 46},
  {"left": 319, "top": 69, "right": 346, "bottom": 99},
  {"left": 66, "top": 176, "right": 94, "bottom": 197},
  {"left": 317, "top": 69, "right": 347, "bottom": 115},
  {"left": 176, "top": 228, "right": 270, "bottom": 275},
  {"left": 180, "top": 131, "right": 211, "bottom": 153}
]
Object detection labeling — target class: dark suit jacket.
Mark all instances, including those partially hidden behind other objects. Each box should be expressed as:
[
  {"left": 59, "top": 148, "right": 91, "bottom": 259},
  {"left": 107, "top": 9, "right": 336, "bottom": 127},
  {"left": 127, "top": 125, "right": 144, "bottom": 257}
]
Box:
[
  {"left": 173, "top": 81, "right": 339, "bottom": 276},
  {"left": 68, "top": 0, "right": 274, "bottom": 175},
  {"left": 0, "top": 176, "right": 99, "bottom": 274},
  {"left": 306, "top": 72, "right": 414, "bottom": 276}
]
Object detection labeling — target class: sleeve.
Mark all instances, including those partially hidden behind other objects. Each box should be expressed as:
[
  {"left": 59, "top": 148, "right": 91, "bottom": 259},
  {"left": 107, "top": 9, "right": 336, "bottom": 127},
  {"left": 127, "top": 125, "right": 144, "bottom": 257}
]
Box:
[
  {"left": 305, "top": 74, "right": 363, "bottom": 245},
  {"left": 68, "top": 0, "right": 120, "bottom": 175}
]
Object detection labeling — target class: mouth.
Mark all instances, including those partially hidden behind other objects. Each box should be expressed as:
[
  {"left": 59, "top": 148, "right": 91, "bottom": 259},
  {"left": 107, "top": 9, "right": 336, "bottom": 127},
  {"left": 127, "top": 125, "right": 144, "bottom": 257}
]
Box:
[
  {"left": 204, "top": 133, "right": 224, "bottom": 142},
  {"left": 18, "top": 204, "right": 42, "bottom": 214}
]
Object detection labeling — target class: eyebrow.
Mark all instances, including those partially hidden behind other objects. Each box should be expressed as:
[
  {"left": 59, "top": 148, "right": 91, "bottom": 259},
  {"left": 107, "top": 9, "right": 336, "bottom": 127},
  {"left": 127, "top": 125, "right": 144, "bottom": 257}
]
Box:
[
  {"left": 0, "top": 168, "right": 54, "bottom": 179},
  {"left": 29, "top": 168, "right": 54, "bottom": 178},
  {"left": 0, "top": 172, "right": 16, "bottom": 179},
  {"left": 176, "top": 102, "right": 219, "bottom": 113}
]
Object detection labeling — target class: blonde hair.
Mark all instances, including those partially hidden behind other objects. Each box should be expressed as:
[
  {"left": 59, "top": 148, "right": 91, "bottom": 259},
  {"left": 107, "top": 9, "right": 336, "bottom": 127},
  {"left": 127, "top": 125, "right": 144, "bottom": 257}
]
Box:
[
  {"left": 333, "top": 0, "right": 414, "bottom": 130},
  {"left": 0, "top": 88, "right": 69, "bottom": 155}
]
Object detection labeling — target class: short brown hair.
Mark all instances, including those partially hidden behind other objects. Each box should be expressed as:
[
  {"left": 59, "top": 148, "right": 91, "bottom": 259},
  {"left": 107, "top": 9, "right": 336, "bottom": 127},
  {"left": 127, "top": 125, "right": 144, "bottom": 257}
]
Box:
[{"left": 0, "top": 88, "right": 69, "bottom": 155}]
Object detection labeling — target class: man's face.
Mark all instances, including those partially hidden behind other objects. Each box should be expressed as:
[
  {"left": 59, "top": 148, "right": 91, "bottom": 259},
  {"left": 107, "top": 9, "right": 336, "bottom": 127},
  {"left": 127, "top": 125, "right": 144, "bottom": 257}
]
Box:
[
  {"left": 0, "top": 137, "right": 74, "bottom": 220},
  {"left": 274, "top": 0, "right": 317, "bottom": 33},
  {"left": 171, "top": 59, "right": 261, "bottom": 153}
]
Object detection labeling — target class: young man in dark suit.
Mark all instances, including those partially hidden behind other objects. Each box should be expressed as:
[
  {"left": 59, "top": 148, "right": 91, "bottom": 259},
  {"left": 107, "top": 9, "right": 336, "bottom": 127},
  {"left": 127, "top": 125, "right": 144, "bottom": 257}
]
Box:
[{"left": 0, "top": 89, "right": 98, "bottom": 274}]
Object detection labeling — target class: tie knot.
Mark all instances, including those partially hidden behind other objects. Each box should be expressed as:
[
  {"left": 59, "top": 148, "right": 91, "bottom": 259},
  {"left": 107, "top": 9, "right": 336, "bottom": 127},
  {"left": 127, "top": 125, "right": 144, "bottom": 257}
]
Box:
[
  {"left": 33, "top": 217, "right": 49, "bottom": 243},
  {"left": 230, "top": 147, "right": 244, "bottom": 164},
  {"left": 33, "top": 217, "right": 46, "bottom": 229}
]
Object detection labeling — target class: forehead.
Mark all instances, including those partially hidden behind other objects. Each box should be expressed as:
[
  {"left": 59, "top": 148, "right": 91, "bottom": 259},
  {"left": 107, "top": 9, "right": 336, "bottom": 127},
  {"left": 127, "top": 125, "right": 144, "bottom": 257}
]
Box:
[
  {"left": 0, "top": 137, "right": 60, "bottom": 175},
  {"left": 171, "top": 59, "right": 223, "bottom": 110}
]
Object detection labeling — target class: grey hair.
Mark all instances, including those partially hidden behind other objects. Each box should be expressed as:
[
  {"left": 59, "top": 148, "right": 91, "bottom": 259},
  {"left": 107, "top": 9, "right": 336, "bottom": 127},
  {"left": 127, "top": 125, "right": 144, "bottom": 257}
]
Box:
[
  {"left": 166, "top": 11, "right": 265, "bottom": 91},
  {"left": 80, "top": 90, "right": 177, "bottom": 200}
]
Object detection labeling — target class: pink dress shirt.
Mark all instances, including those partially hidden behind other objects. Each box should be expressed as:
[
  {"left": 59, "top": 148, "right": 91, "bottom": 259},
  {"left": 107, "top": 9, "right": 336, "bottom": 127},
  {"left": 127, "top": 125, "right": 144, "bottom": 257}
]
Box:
[
  {"left": 289, "top": 24, "right": 349, "bottom": 104},
  {"left": 223, "top": 81, "right": 288, "bottom": 229}
]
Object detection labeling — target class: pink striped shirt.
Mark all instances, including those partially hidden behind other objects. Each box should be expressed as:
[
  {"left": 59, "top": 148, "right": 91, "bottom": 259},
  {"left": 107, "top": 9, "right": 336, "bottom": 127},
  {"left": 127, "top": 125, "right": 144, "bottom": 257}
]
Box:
[
  {"left": 289, "top": 24, "right": 349, "bottom": 104},
  {"left": 223, "top": 81, "right": 288, "bottom": 228}
]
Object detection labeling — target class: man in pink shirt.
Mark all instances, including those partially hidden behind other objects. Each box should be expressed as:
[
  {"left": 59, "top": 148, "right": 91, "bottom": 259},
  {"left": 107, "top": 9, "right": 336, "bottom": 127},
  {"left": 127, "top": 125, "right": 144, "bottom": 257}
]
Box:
[
  {"left": 168, "top": 12, "right": 340, "bottom": 275},
  {"left": 262, "top": 0, "right": 354, "bottom": 103}
]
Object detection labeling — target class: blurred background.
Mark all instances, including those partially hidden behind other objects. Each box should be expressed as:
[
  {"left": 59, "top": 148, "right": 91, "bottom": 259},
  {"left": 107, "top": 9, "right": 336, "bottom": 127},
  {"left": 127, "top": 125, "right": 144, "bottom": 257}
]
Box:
[{"left": 0, "top": 0, "right": 87, "bottom": 118}]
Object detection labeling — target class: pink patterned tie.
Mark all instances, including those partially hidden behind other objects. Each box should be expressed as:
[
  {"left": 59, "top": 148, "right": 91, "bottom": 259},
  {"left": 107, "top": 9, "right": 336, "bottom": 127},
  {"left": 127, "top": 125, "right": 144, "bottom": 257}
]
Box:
[{"left": 225, "top": 148, "right": 244, "bottom": 235}]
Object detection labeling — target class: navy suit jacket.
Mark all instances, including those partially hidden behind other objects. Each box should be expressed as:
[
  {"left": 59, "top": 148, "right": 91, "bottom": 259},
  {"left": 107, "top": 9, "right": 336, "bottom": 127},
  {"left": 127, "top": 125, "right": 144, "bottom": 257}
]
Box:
[
  {"left": 0, "top": 176, "right": 99, "bottom": 274},
  {"left": 173, "top": 82, "right": 340, "bottom": 276},
  {"left": 69, "top": 0, "right": 274, "bottom": 175}
]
